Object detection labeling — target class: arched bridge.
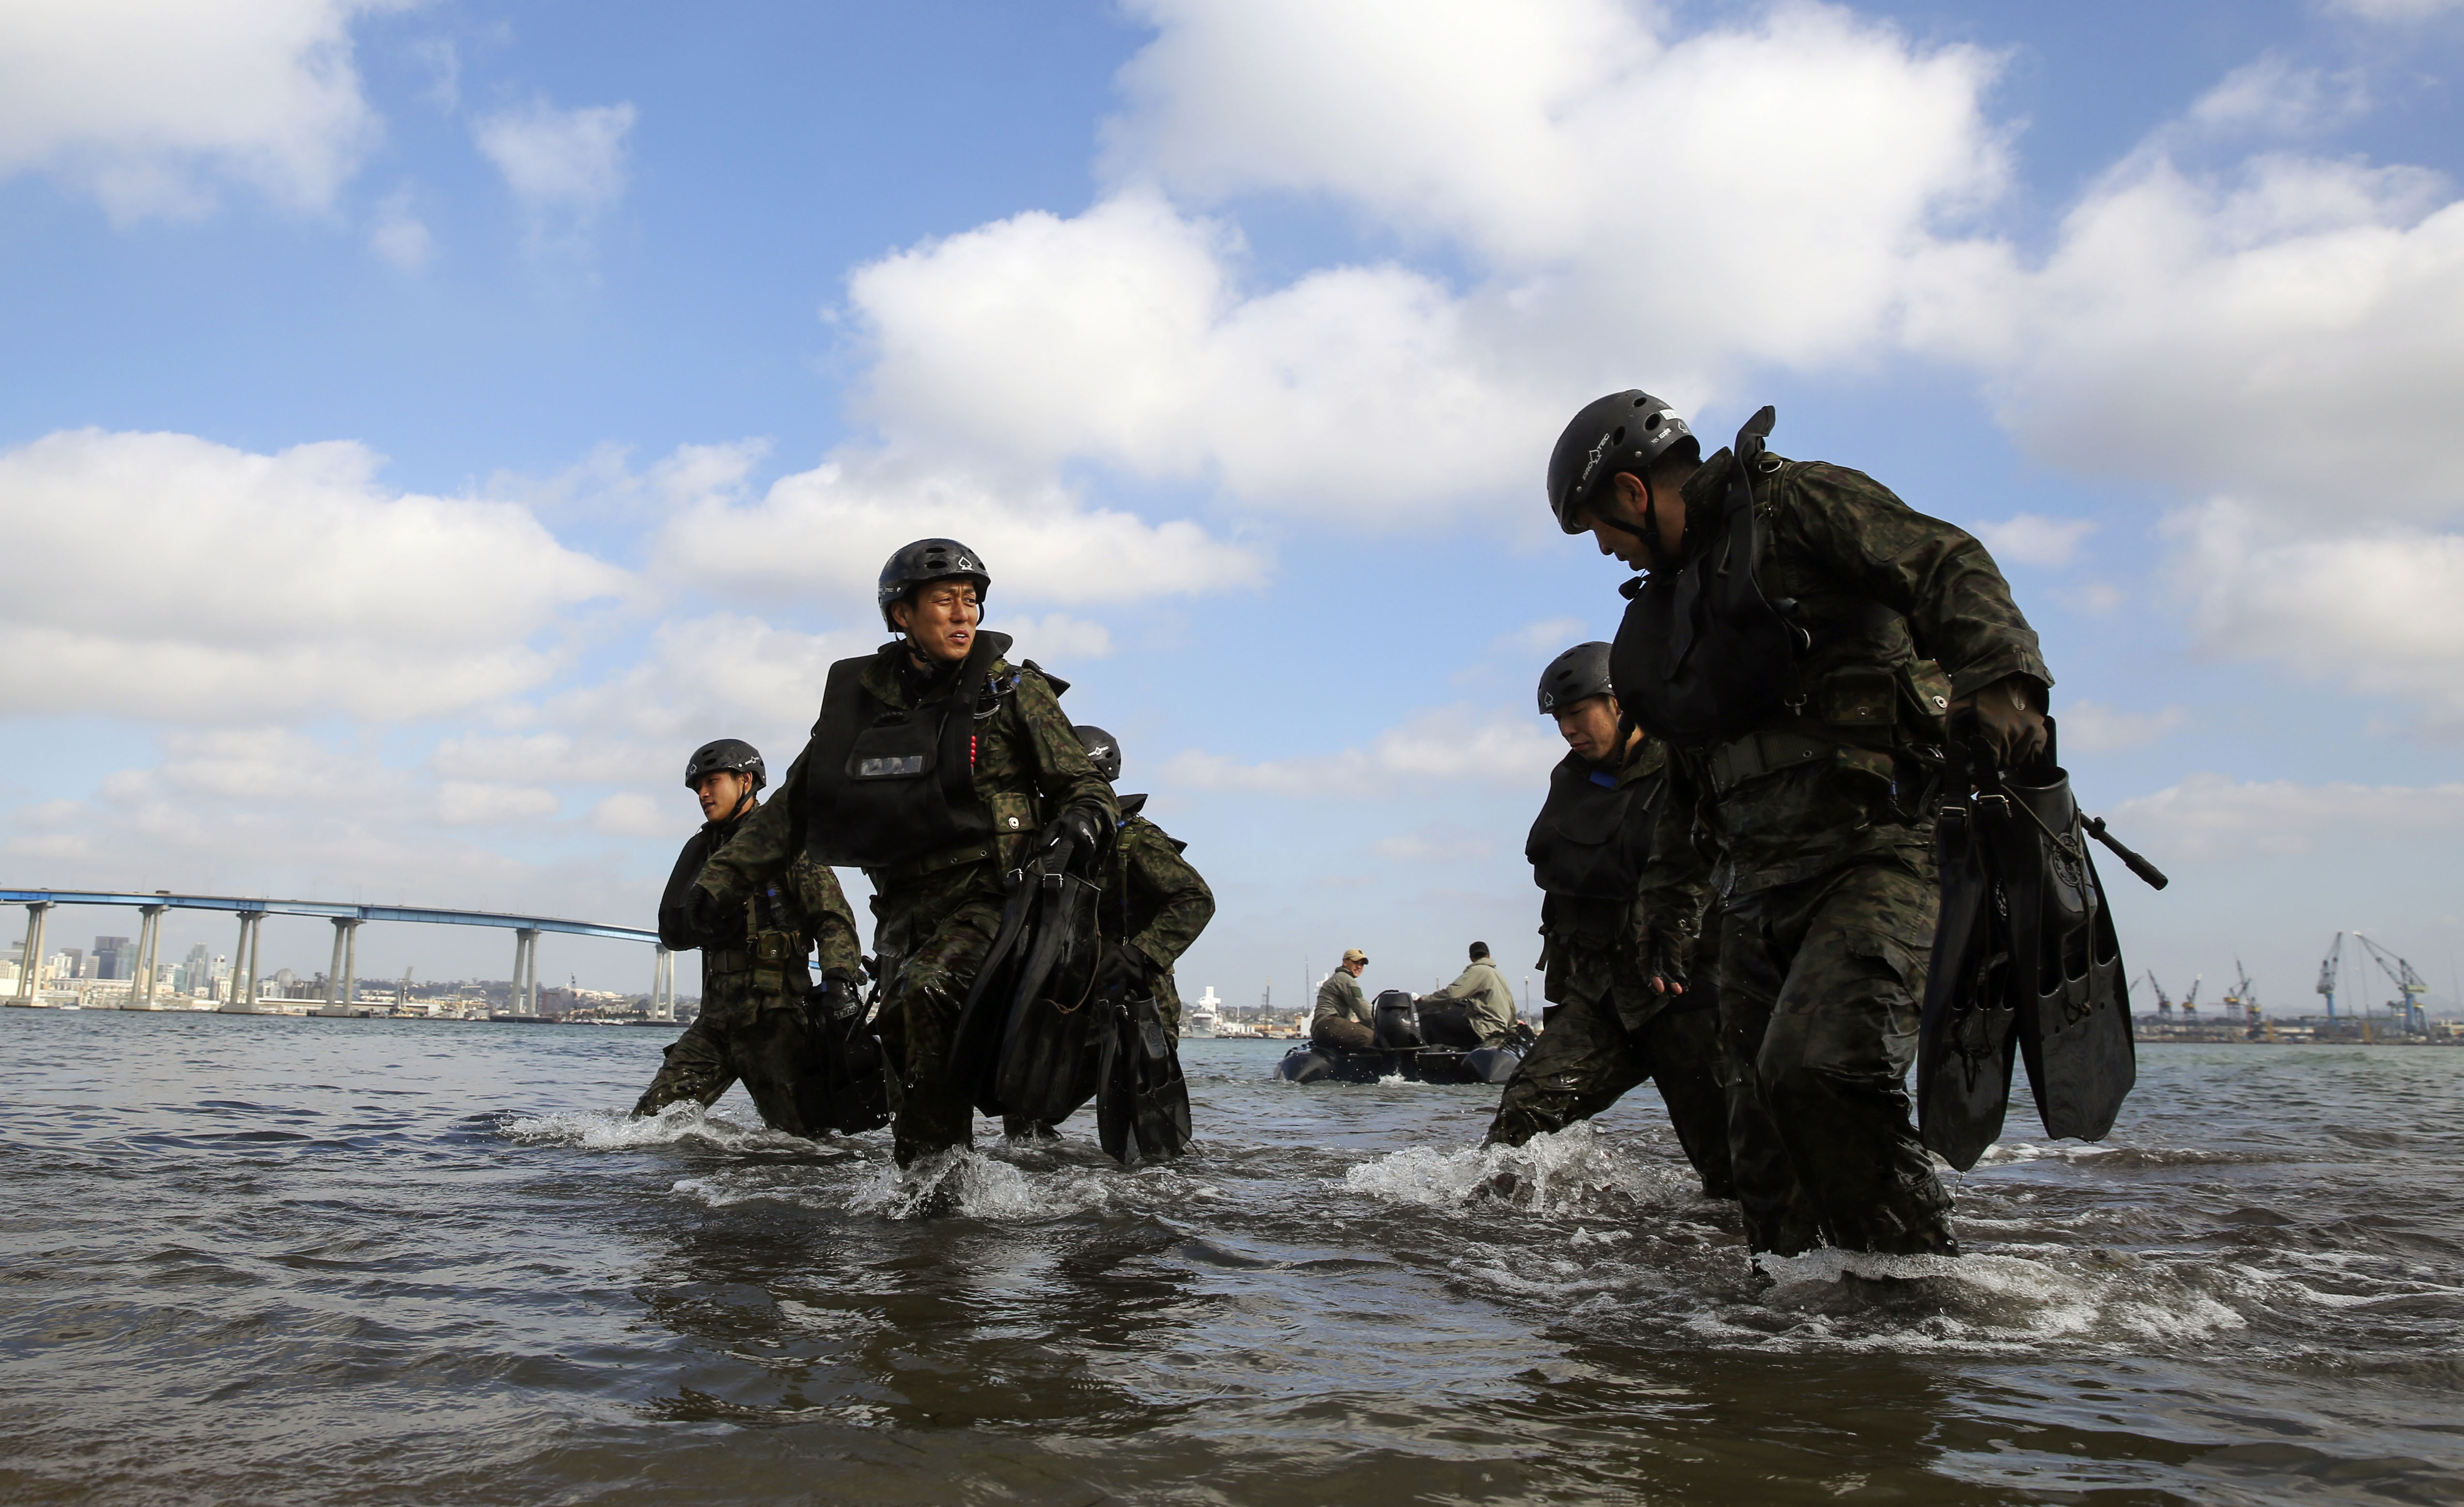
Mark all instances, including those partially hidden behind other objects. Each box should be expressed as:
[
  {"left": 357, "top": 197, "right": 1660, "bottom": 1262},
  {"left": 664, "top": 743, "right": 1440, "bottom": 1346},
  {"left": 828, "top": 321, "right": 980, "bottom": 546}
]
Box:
[{"left": 3, "top": 889, "right": 674, "bottom": 1017}]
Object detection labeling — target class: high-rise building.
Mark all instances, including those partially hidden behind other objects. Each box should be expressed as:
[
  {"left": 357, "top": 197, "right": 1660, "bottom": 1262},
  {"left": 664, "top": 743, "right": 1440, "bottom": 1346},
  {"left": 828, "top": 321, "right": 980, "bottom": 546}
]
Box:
[
  {"left": 60, "top": 947, "right": 85, "bottom": 981},
  {"left": 94, "top": 936, "right": 131, "bottom": 981}
]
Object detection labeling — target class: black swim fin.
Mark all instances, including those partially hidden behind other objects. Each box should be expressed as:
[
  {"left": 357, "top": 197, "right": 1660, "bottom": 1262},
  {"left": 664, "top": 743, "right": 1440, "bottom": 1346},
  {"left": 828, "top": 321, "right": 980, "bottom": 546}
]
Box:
[
  {"left": 989, "top": 863, "right": 1105, "bottom": 1122},
  {"left": 948, "top": 870, "right": 1039, "bottom": 1111},
  {"left": 1095, "top": 993, "right": 1191, "bottom": 1167},
  {"left": 1917, "top": 773, "right": 2020, "bottom": 1171},
  {"left": 1990, "top": 754, "right": 2136, "bottom": 1143}
]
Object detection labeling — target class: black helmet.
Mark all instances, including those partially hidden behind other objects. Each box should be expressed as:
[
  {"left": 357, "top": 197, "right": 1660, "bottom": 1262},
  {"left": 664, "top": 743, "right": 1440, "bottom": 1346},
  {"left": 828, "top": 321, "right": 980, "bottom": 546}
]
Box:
[
  {"left": 1072, "top": 724, "right": 1121, "bottom": 784},
  {"left": 878, "top": 538, "right": 990, "bottom": 630},
  {"left": 685, "top": 738, "right": 765, "bottom": 791},
  {"left": 1545, "top": 390, "right": 1694, "bottom": 534},
  {"left": 1537, "top": 642, "right": 1614, "bottom": 716}
]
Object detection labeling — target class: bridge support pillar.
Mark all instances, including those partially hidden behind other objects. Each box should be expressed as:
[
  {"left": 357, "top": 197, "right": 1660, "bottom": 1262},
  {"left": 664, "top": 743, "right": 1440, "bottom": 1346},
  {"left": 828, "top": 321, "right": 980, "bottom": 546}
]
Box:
[
  {"left": 221, "top": 911, "right": 263, "bottom": 1013},
  {"left": 17, "top": 901, "right": 51, "bottom": 1000},
  {"left": 512, "top": 928, "right": 541, "bottom": 1015},
  {"left": 651, "top": 944, "right": 674, "bottom": 1021},
  {"left": 128, "top": 905, "right": 166, "bottom": 1009},
  {"left": 320, "top": 918, "right": 362, "bottom": 1016}
]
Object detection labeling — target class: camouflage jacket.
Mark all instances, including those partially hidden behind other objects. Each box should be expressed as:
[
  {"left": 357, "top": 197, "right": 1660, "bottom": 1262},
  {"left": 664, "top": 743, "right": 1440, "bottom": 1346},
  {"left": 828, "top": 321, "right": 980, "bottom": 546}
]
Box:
[
  {"left": 698, "top": 645, "right": 1116, "bottom": 915},
  {"left": 1639, "top": 446, "right": 2051, "bottom": 944},
  {"left": 1101, "top": 797, "right": 1216, "bottom": 1010},
  {"left": 658, "top": 800, "right": 861, "bottom": 1014},
  {"left": 1540, "top": 738, "right": 1662, "bottom": 1006}
]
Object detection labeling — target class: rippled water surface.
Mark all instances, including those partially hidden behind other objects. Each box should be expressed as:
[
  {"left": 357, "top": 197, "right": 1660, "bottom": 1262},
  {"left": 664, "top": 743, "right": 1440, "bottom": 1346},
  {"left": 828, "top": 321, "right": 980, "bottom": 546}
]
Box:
[{"left": 2, "top": 1009, "right": 2459, "bottom": 1505}]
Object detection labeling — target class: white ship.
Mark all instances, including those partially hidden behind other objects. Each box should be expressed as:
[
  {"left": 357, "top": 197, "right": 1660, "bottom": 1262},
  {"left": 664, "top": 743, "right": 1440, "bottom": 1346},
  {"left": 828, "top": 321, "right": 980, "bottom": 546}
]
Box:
[{"left": 1185, "top": 986, "right": 1221, "bottom": 1038}]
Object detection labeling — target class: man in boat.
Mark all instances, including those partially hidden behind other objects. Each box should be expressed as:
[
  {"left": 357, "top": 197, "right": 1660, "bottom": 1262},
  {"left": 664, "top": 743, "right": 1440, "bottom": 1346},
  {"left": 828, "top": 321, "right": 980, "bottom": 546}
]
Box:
[
  {"left": 633, "top": 738, "right": 866, "bottom": 1135},
  {"left": 1550, "top": 390, "right": 2049, "bottom": 1257},
  {"left": 689, "top": 539, "right": 1117, "bottom": 1167},
  {"left": 1069, "top": 725, "right": 1216, "bottom": 1036},
  {"left": 1421, "top": 941, "right": 1519, "bottom": 1046},
  {"left": 1311, "top": 949, "right": 1376, "bottom": 1052},
  {"left": 1482, "top": 645, "right": 1733, "bottom": 1199}
]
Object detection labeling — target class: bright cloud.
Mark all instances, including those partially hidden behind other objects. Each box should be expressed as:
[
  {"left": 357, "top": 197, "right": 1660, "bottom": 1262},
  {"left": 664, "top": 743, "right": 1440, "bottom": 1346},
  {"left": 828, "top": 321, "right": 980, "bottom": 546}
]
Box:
[
  {"left": 473, "top": 99, "right": 637, "bottom": 250},
  {"left": 0, "top": 429, "right": 630, "bottom": 722},
  {"left": 2171, "top": 499, "right": 2464, "bottom": 724},
  {"left": 2112, "top": 772, "right": 2464, "bottom": 860},
  {"left": 1166, "top": 703, "right": 1562, "bottom": 798},
  {"left": 0, "top": 0, "right": 380, "bottom": 218},
  {"left": 2058, "top": 700, "right": 2189, "bottom": 753},
  {"left": 657, "top": 448, "right": 1266, "bottom": 606},
  {"left": 1975, "top": 514, "right": 2098, "bottom": 568},
  {"left": 839, "top": 2, "right": 2009, "bottom": 518}
]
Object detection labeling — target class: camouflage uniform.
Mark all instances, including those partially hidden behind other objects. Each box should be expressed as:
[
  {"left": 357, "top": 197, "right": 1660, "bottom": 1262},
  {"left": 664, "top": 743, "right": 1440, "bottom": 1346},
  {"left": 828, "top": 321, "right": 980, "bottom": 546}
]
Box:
[
  {"left": 635, "top": 804, "right": 862, "bottom": 1137},
  {"left": 1099, "top": 798, "right": 1215, "bottom": 1033},
  {"left": 698, "top": 646, "right": 1114, "bottom": 1165},
  {"left": 1485, "top": 740, "right": 1733, "bottom": 1199},
  {"left": 1640, "top": 446, "right": 2051, "bottom": 1255}
]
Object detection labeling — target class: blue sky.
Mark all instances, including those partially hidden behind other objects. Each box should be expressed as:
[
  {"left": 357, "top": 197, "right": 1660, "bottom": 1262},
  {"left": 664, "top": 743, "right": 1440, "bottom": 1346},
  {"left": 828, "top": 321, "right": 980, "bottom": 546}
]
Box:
[{"left": 4, "top": 0, "right": 2462, "bottom": 1020}]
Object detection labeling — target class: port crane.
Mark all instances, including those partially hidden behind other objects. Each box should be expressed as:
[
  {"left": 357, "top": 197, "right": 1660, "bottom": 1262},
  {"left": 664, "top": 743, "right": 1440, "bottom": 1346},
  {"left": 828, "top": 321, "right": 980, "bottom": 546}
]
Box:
[
  {"left": 2219, "top": 959, "right": 2260, "bottom": 1032},
  {"left": 2316, "top": 933, "right": 2341, "bottom": 1022},
  {"left": 2180, "top": 973, "right": 2202, "bottom": 1016},
  {"left": 2142, "top": 970, "right": 2173, "bottom": 1015},
  {"left": 2352, "top": 934, "right": 2430, "bottom": 1035}
]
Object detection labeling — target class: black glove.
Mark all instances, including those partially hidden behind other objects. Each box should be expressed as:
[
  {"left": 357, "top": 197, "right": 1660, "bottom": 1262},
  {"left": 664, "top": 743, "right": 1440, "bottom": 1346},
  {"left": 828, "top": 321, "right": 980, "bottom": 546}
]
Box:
[
  {"left": 1644, "top": 929, "right": 1692, "bottom": 996},
  {"left": 805, "top": 969, "right": 863, "bottom": 1026},
  {"left": 1038, "top": 801, "right": 1108, "bottom": 872},
  {"left": 1094, "top": 942, "right": 1154, "bottom": 999}
]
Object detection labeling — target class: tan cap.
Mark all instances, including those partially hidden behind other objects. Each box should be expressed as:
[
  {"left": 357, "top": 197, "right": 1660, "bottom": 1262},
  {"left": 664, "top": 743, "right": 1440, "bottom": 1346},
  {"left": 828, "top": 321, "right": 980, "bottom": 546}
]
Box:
[{"left": 1341, "top": 947, "right": 1369, "bottom": 965}]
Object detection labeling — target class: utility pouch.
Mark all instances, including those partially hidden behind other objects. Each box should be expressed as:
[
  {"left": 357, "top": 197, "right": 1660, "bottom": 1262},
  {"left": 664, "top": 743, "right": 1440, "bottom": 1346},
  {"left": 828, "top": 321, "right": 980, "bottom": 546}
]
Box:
[
  {"left": 751, "top": 929, "right": 794, "bottom": 1000},
  {"left": 1816, "top": 666, "right": 1897, "bottom": 732}
]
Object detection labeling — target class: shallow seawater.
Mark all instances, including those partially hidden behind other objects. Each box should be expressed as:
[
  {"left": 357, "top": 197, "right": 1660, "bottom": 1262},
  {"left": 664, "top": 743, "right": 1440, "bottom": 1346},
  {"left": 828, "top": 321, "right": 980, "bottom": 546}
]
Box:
[{"left": 1, "top": 1011, "right": 2459, "bottom": 1505}]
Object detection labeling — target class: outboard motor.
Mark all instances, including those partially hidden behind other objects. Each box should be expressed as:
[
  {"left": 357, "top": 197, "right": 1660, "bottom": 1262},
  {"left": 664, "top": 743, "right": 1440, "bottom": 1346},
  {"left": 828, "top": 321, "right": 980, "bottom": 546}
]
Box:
[{"left": 1371, "top": 989, "right": 1422, "bottom": 1049}]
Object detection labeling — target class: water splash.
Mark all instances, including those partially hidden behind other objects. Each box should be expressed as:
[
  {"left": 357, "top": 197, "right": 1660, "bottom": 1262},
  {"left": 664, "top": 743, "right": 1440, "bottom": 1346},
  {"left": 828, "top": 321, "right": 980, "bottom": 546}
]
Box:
[
  {"left": 500, "top": 1102, "right": 819, "bottom": 1154},
  {"left": 1341, "top": 1123, "right": 1698, "bottom": 1216},
  {"left": 844, "top": 1147, "right": 1124, "bottom": 1222}
]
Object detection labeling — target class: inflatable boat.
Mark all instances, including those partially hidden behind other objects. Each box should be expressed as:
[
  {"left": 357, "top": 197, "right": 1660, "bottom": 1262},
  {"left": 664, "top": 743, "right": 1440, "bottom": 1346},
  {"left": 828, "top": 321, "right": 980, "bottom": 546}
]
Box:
[{"left": 1273, "top": 989, "right": 1531, "bottom": 1086}]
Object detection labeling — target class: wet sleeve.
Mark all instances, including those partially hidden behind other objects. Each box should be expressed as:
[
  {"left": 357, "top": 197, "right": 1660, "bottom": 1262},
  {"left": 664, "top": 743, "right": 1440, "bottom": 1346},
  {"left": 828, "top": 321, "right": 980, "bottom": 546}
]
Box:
[
  {"left": 786, "top": 852, "right": 863, "bottom": 979},
  {"left": 1636, "top": 750, "right": 1715, "bottom": 969},
  {"left": 1790, "top": 463, "right": 2054, "bottom": 699},
  {"left": 696, "top": 743, "right": 809, "bottom": 908},
  {"left": 1016, "top": 670, "right": 1120, "bottom": 826},
  {"left": 1125, "top": 824, "right": 1215, "bottom": 972}
]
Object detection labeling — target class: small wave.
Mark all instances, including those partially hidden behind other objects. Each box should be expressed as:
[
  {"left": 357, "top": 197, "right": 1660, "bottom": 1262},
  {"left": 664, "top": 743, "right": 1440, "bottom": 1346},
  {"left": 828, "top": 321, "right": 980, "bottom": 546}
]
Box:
[
  {"left": 1685, "top": 1246, "right": 2253, "bottom": 1353},
  {"left": 1976, "top": 1140, "right": 2261, "bottom": 1168},
  {"left": 1341, "top": 1123, "right": 1698, "bottom": 1217},
  {"left": 500, "top": 1103, "right": 819, "bottom": 1154},
  {"left": 844, "top": 1147, "right": 1124, "bottom": 1222}
]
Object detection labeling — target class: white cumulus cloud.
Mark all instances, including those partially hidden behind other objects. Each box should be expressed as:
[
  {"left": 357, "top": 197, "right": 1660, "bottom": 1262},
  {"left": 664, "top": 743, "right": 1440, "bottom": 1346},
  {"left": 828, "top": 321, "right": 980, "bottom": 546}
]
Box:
[
  {"left": 1165, "top": 703, "right": 1562, "bottom": 798},
  {"left": 657, "top": 448, "right": 1266, "bottom": 607},
  {"left": 0, "top": 429, "right": 631, "bottom": 723},
  {"left": 2112, "top": 772, "right": 2464, "bottom": 860},
  {"left": 0, "top": 0, "right": 380, "bottom": 218},
  {"left": 473, "top": 99, "right": 637, "bottom": 251},
  {"left": 1975, "top": 514, "right": 2098, "bottom": 568}
]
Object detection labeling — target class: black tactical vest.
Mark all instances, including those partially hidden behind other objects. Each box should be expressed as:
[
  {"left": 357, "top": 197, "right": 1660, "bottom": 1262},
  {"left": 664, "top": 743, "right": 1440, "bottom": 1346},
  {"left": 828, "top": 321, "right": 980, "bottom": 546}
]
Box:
[
  {"left": 1608, "top": 407, "right": 1806, "bottom": 747},
  {"left": 1525, "top": 753, "right": 1659, "bottom": 900},
  {"left": 797, "top": 631, "right": 1009, "bottom": 870}
]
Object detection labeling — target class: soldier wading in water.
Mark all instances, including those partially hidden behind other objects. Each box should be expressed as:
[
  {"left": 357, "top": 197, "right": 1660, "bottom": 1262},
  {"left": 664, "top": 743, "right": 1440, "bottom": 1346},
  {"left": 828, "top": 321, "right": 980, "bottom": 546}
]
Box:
[
  {"left": 691, "top": 540, "right": 1117, "bottom": 1167},
  {"left": 634, "top": 739, "right": 865, "bottom": 1135},
  {"left": 1484, "top": 643, "right": 1733, "bottom": 1199},
  {"left": 1550, "top": 390, "right": 2050, "bottom": 1259}
]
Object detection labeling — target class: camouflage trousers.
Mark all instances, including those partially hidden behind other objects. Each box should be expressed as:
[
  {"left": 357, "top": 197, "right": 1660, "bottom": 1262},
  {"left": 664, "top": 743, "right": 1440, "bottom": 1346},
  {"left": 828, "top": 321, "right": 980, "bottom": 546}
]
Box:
[
  {"left": 870, "top": 864, "right": 1007, "bottom": 1167},
  {"left": 1484, "top": 970, "right": 1734, "bottom": 1199},
  {"left": 1720, "top": 855, "right": 1956, "bottom": 1257},
  {"left": 634, "top": 964, "right": 827, "bottom": 1136}
]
